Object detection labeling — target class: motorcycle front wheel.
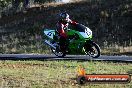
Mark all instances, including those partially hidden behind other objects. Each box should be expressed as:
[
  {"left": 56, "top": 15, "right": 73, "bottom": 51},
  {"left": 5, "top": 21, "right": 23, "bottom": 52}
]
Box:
[{"left": 84, "top": 41, "right": 101, "bottom": 58}]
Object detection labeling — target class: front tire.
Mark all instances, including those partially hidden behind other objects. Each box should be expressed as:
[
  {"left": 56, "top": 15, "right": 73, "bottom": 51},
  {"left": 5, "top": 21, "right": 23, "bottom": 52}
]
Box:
[{"left": 84, "top": 41, "right": 101, "bottom": 58}]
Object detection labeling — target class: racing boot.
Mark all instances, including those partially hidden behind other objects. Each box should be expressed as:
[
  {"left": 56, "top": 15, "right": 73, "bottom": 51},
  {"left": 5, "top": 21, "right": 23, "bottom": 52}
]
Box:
[{"left": 59, "top": 36, "right": 67, "bottom": 53}]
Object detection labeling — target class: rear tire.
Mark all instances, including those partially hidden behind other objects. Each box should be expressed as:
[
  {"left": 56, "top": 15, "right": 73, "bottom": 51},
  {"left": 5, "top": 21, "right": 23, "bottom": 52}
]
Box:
[{"left": 51, "top": 47, "right": 66, "bottom": 57}]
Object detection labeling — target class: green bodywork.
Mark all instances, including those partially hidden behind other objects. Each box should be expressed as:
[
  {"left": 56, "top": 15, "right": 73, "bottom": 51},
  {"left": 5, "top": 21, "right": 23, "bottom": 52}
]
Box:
[
  {"left": 66, "top": 29, "right": 92, "bottom": 54},
  {"left": 43, "top": 27, "right": 92, "bottom": 55}
]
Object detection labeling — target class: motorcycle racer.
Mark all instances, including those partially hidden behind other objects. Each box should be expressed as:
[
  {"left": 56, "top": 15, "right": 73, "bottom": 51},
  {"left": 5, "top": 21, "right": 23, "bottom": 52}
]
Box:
[
  {"left": 56, "top": 12, "right": 77, "bottom": 52},
  {"left": 44, "top": 20, "right": 101, "bottom": 58}
]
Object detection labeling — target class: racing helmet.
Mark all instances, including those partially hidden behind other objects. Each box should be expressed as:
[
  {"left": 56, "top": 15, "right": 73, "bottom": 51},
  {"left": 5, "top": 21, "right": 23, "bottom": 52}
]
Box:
[{"left": 59, "top": 12, "right": 70, "bottom": 23}]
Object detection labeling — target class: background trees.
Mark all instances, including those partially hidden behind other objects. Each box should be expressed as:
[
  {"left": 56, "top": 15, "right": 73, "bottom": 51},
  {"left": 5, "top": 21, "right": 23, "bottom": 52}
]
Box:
[{"left": 0, "top": 0, "right": 131, "bottom": 54}]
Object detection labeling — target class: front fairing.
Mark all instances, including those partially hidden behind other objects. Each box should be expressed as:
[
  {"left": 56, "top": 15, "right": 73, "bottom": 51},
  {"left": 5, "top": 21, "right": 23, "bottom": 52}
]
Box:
[
  {"left": 79, "top": 27, "right": 92, "bottom": 39},
  {"left": 68, "top": 24, "right": 92, "bottom": 39}
]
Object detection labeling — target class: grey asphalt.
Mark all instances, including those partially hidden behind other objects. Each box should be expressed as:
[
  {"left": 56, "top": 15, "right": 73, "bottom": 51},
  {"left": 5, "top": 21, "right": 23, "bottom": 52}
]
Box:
[{"left": 0, "top": 54, "right": 132, "bottom": 62}]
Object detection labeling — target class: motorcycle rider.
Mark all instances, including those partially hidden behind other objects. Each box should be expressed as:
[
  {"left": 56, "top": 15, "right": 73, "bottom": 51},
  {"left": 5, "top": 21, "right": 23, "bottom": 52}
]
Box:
[{"left": 56, "top": 12, "right": 77, "bottom": 53}]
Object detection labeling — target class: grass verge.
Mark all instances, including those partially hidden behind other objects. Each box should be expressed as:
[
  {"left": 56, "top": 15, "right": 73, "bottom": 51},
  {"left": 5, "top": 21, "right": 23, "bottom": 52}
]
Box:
[{"left": 0, "top": 59, "right": 132, "bottom": 88}]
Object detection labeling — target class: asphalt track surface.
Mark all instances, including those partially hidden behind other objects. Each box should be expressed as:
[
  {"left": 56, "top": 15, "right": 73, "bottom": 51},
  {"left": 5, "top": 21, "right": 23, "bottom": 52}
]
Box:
[{"left": 0, "top": 54, "right": 132, "bottom": 62}]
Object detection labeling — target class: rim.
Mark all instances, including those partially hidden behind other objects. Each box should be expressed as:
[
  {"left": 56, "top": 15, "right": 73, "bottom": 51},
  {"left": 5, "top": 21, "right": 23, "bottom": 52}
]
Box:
[
  {"left": 89, "top": 46, "right": 98, "bottom": 58},
  {"left": 84, "top": 46, "right": 98, "bottom": 58}
]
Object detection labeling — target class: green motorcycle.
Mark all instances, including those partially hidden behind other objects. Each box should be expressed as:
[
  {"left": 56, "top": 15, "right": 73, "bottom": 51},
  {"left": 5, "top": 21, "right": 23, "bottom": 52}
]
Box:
[{"left": 43, "top": 23, "right": 100, "bottom": 58}]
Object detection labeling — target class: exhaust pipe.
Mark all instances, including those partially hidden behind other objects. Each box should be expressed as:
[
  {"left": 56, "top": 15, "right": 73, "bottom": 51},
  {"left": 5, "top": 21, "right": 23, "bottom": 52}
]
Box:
[{"left": 44, "top": 40, "right": 56, "bottom": 49}]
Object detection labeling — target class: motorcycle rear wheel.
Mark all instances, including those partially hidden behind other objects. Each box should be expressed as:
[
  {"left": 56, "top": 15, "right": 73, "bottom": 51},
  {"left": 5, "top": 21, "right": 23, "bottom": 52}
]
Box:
[{"left": 51, "top": 47, "right": 66, "bottom": 57}]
